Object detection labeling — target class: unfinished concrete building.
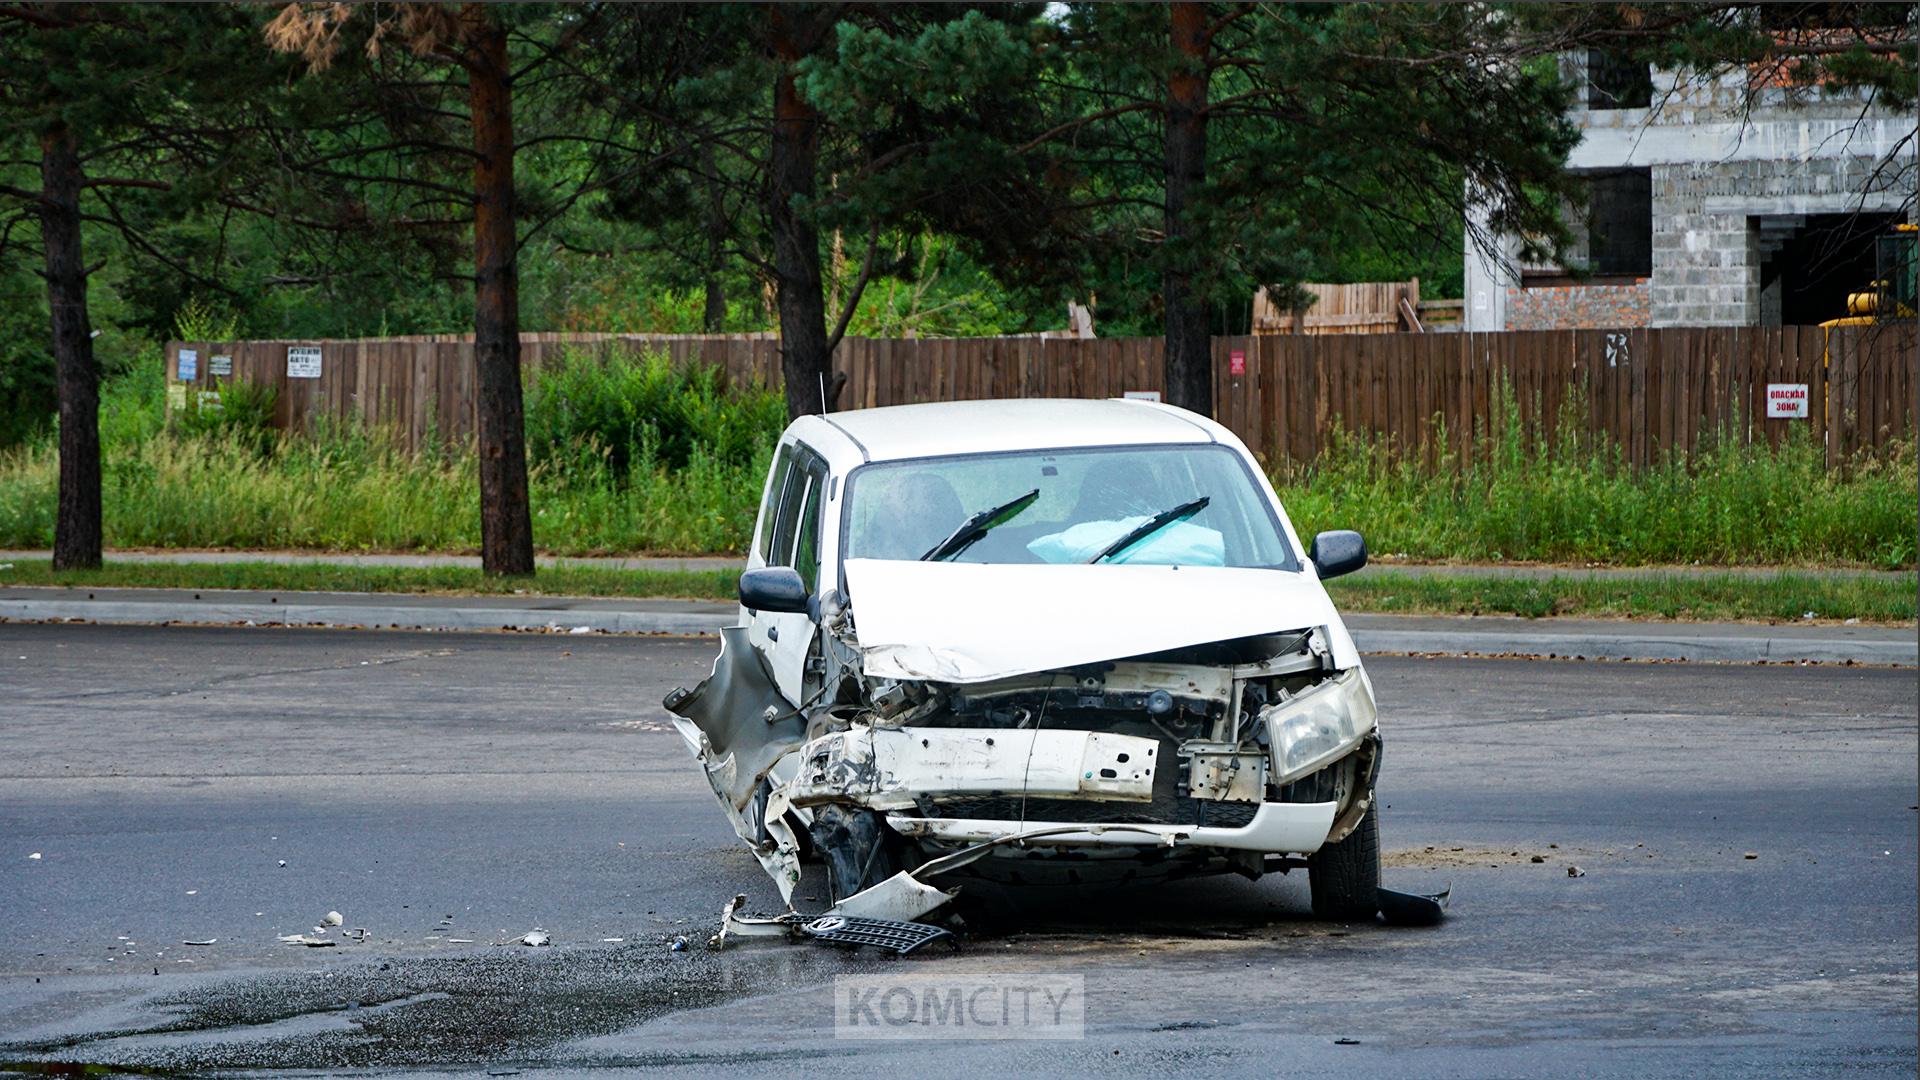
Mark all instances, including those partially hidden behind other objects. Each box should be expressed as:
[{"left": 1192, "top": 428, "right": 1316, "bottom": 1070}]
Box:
[{"left": 1466, "top": 43, "right": 1916, "bottom": 331}]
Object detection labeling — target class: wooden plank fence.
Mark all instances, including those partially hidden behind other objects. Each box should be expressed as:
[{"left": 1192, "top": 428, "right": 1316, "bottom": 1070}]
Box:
[{"left": 166, "top": 325, "right": 1916, "bottom": 470}]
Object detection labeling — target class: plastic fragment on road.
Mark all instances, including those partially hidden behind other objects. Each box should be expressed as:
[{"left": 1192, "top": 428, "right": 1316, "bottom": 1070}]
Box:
[
  {"left": 26, "top": 852, "right": 39, "bottom": 860},
  {"left": 321, "top": 910, "right": 344, "bottom": 926},
  {"left": 495, "top": 929, "right": 551, "bottom": 947},
  {"left": 182, "top": 939, "right": 216, "bottom": 946},
  {"left": 569, "top": 626, "right": 592, "bottom": 635},
  {"left": 1375, "top": 885, "right": 1450, "bottom": 927},
  {"left": 279, "top": 934, "right": 336, "bottom": 947},
  {"left": 1566, "top": 865, "right": 1586, "bottom": 878}
]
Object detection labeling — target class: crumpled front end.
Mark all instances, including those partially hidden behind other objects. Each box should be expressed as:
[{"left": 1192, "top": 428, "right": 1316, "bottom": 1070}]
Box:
[
  {"left": 668, "top": 589, "right": 1381, "bottom": 905},
  {"left": 802, "top": 625, "right": 1380, "bottom": 882}
]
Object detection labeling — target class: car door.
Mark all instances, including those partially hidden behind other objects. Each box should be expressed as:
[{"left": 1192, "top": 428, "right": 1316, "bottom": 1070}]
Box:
[{"left": 748, "top": 442, "right": 827, "bottom": 705}]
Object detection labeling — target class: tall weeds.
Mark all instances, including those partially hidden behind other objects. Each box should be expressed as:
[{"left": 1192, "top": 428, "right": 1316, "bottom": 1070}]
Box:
[
  {"left": 1275, "top": 380, "right": 1916, "bottom": 569},
  {"left": 0, "top": 355, "right": 1910, "bottom": 565}
]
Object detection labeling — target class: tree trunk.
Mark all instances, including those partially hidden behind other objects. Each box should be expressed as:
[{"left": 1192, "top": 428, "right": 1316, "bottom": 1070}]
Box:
[
  {"left": 468, "top": 8, "right": 535, "bottom": 576},
  {"left": 1163, "top": 1, "right": 1213, "bottom": 417},
  {"left": 40, "top": 126, "right": 102, "bottom": 571},
  {"left": 767, "top": 4, "right": 830, "bottom": 419},
  {"left": 702, "top": 272, "right": 727, "bottom": 334},
  {"left": 700, "top": 146, "right": 728, "bottom": 333}
]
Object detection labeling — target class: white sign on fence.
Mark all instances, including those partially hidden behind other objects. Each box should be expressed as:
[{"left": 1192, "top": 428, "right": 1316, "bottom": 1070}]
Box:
[
  {"left": 1122, "top": 390, "right": 1162, "bottom": 402},
  {"left": 286, "top": 346, "right": 323, "bottom": 379},
  {"left": 1765, "top": 383, "right": 1809, "bottom": 419},
  {"left": 209, "top": 354, "right": 233, "bottom": 377}
]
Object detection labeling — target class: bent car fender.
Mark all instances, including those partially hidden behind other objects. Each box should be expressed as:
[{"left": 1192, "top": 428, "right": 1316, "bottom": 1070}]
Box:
[{"left": 664, "top": 626, "right": 808, "bottom": 900}]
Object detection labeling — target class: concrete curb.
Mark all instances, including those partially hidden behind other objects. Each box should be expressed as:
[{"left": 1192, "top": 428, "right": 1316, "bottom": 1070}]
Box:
[
  {"left": 3, "top": 598, "right": 1912, "bottom": 666},
  {"left": 1355, "top": 628, "right": 1917, "bottom": 666},
  {"left": 0, "top": 599, "right": 731, "bottom": 637}
]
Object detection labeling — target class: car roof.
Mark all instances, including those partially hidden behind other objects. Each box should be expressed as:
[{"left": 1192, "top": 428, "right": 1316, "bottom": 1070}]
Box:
[{"left": 810, "top": 398, "right": 1218, "bottom": 463}]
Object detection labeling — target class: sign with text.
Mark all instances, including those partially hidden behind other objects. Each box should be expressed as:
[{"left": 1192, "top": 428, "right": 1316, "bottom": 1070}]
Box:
[
  {"left": 1765, "top": 383, "right": 1809, "bottom": 419},
  {"left": 286, "top": 346, "right": 323, "bottom": 379},
  {"left": 1122, "top": 390, "right": 1161, "bottom": 402},
  {"left": 209, "top": 354, "right": 233, "bottom": 377},
  {"left": 1228, "top": 349, "right": 1246, "bottom": 376},
  {"left": 176, "top": 350, "right": 197, "bottom": 381}
]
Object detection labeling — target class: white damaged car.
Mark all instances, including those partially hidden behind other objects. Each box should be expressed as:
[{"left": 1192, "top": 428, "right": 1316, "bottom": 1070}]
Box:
[{"left": 666, "top": 398, "right": 1386, "bottom": 925}]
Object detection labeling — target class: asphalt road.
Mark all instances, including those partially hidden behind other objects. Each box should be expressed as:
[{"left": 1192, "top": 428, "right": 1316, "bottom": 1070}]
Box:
[{"left": 0, "top": 623, "right": 1914, "bottom": 1078}]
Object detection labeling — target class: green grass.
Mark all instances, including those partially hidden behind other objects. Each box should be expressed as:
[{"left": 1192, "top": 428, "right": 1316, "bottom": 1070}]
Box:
[
  {"left": 0, "top": 559, "right": 737, "bottom": 601},
  {"left": 0, "top": 353, "right": 1911, "bottom": 570},
  {"left": 1325, "top": 570, "right": 1916, "bottom": 625},
  {"left": 1, "top": 560, "right": 1910, "bottom": 624},
  {"left": 1273, "top": 395, "right": 1917, "bottom": 570}
]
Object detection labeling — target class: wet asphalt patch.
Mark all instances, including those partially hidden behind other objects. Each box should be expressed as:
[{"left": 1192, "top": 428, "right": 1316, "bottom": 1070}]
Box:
[{"left": 0, "top": 945, "right": 888, "bottom": 1074}]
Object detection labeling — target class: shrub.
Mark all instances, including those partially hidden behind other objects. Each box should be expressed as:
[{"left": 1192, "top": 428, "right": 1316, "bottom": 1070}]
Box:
[{"left": 523, "top": 346, "right": 786, "bottom": 477}]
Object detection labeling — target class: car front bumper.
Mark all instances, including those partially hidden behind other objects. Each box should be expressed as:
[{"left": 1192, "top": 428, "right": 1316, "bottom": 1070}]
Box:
[{"left": 884, "top": 798, "right": 1340, "bottom": 856}]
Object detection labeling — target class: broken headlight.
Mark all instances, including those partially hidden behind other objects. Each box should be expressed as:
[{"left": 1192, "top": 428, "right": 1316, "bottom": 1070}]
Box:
[{"left": 1262, "top": 668, "right": 1377, "bottom": 786}]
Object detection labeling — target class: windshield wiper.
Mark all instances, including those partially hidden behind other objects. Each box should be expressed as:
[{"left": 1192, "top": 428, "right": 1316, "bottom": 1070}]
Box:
[
  {"left": 921, "top": 489, "right": 1041, "bottom": 562},
  {"left": 1086, "top": 496, "right": 1210, "bottom": 563}
]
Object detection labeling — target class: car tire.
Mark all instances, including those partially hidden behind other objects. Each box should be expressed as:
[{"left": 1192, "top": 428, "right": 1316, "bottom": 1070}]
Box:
[{"left": 1308, "top": 805, "right": 1380, "bottom": 921}]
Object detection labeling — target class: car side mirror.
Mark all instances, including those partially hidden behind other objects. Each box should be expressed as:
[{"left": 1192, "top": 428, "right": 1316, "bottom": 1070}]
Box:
[
  {"left": 739, "top": 566, "right": 810, "bottom": 614},
  {"left": 1308, "top": 530, "right": 1367, "bottom": 580}
]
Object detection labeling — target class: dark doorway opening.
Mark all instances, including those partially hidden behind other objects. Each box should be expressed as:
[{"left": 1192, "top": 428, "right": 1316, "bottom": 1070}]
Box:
[{"left": 1760, "top": 212, "right": 1901, "bottom": 325}]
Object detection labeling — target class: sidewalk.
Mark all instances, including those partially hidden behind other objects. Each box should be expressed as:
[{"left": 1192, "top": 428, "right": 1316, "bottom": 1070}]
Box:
[
  {"left": 0, "top": 549, "right": 1908, "bottom": 582},
  {"left": 2, "top": 585, "right": 1911, "bottom": 665}
]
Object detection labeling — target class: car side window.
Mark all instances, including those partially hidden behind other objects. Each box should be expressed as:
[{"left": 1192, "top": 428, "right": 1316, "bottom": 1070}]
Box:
[
  {"left": 791, "top": 457, "right": 827, "bottom": 592},
  {"left": 766, "top": 446, "right": 826, "bottom": 584},
  {"left": 757, "top": 445, "right": 796, "bottom": 563}
]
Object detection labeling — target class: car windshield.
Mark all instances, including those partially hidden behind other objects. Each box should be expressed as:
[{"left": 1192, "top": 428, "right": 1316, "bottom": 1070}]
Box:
[{"left": 842, "top": 444, "right": 1297, "bottom": 570}]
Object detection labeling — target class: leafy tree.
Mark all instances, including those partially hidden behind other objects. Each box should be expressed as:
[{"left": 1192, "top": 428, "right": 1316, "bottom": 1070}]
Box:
[
  {"left": 1042, "top": 3, "right": 1590, "bottom": 415},
  {"left": 266, "top": 2, "right": 586, "bottom": 576},
  {"left": 0, "top": 3, "right": 298, "bottom": 569},
  {"left": 573, "top": 4, "right": 1071, "bottom": 420}
]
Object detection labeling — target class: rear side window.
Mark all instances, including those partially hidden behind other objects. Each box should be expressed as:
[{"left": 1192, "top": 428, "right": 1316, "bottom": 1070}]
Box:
[
  {"left": 756, "top": 445, "right": 796, "bottom": 563},
  {"left": 764, "top": 445, "right": 828, "bottom": 591},
  {"left": 792, "top": 461, "right": 825, "bottom": 592}
]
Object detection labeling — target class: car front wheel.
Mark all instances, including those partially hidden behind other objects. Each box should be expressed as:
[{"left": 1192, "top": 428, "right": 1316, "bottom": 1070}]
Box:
[{"left": 1307, "top": 804, "right": 1380, "bottom": 920}]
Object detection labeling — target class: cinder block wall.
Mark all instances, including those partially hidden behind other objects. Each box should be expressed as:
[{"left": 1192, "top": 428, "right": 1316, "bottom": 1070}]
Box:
[{"left": 1648, "top": 156, "right": 1895, "bottom": 326}]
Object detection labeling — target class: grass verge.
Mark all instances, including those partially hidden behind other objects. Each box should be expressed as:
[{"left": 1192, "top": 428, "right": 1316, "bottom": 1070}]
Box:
[
  {"left": 0, "top": 352, "right": 1914, "bottom": 569},
  {"left": 0, "top": 560, "right": 737, "bottom": 602},
  {"left": 1325, "top": 570, "right": 1915, "bottom": 624},
  {"left": 1, "top": 561, "right": 1911, "bottom": 624}
]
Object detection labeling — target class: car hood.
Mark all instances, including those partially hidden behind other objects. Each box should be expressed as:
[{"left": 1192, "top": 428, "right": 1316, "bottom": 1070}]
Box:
[{"left": 840, "top": 558, "right": 1358, "bottom": 684}]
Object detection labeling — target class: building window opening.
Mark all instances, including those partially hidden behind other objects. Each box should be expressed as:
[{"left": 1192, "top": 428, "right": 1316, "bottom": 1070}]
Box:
[
  {"left": 1584, "top": 168, "right": 1652, "bottom": 278},
  {"left": 1758, "top": 212, "right": 1903, "bottom": 325},
  {"left": 1587, "top": 50, "right": 1652, "bottom": 110}
]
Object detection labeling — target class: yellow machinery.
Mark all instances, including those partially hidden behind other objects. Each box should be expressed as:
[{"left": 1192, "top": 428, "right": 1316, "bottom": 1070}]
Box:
[{"left": 1821, "top": 222, "right": 1918, "bottom": 330}]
